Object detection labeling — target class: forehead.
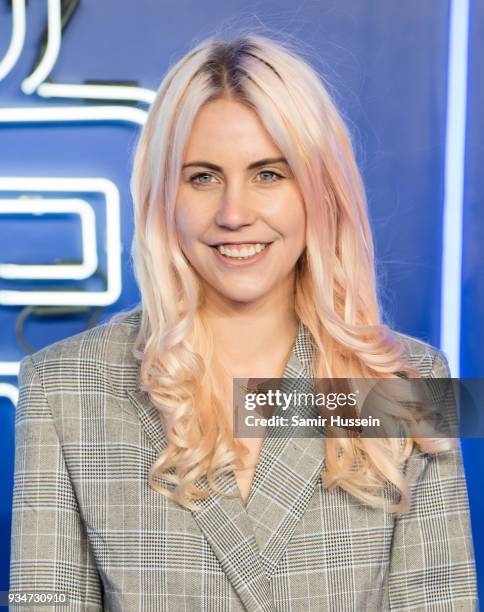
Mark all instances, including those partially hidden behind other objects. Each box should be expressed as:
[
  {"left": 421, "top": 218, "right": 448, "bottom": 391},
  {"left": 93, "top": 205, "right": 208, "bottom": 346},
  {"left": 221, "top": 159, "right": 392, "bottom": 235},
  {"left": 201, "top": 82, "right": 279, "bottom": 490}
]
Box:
[{"left": 183, "top": 98, "right": 281, "bottom": 161}]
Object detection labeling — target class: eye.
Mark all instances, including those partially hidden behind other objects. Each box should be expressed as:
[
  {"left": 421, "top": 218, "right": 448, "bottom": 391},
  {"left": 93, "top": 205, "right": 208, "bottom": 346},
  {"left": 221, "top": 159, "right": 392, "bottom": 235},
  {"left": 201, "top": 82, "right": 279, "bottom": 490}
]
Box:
[
  {"left": 257, "top": 170, "right": 283, "bottom": 183},
  {"left": 189, "top": 172, "right": 217, "bottom": 186}
]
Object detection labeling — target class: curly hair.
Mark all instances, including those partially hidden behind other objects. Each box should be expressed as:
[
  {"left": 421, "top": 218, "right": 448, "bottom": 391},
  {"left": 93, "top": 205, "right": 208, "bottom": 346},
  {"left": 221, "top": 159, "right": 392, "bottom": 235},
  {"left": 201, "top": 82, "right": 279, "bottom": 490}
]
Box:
[{"left": 124, "top": 33, "right": 455, "bottom": 513}]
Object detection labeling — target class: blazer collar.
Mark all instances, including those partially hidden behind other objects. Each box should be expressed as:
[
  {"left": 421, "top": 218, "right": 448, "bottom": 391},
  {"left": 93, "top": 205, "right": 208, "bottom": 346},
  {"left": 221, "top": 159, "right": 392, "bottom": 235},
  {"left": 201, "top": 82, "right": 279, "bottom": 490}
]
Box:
[{"left": 124, "top": 315, "right": 325, "bottom": 611}]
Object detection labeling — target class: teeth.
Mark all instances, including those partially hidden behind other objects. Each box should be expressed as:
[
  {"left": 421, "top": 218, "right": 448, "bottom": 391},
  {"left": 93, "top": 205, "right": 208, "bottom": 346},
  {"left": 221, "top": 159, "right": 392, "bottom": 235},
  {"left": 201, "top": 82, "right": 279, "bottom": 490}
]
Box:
[{"left": 216, "top": 243, "right": 268, "bottom": 259}]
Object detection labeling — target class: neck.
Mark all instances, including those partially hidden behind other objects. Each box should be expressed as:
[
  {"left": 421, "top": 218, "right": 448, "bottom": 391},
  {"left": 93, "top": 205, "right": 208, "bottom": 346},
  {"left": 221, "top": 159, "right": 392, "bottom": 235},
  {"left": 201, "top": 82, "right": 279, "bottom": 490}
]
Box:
[{"left": 200, "top": 279, "right": 299, "bottom": 379}]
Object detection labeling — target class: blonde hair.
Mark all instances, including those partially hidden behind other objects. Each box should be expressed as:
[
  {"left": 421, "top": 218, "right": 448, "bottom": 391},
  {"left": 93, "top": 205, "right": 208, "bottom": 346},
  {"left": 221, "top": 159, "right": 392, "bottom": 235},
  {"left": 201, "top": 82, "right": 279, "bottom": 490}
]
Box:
[{"left": 126, "top": 33, "right": 454, "bottom": 514}]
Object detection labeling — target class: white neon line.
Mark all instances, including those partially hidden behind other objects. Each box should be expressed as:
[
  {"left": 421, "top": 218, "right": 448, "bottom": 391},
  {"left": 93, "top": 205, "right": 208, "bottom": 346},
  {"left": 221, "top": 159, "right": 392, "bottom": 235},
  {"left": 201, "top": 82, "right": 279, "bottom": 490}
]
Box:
[
  {"left": 0, "top": 383, "right": 18, "bottom": 406},
  {"left": 37, "top": 83, "right": 156, "bottom": 105},
  {"left": 0, "top": 363, "right": 20, "bottom": 377},
  {"left": 0, "top": 0, "right": 26, "bottom": 82},
  {"left": 21, "top": 0, "right": 62, "bottom": 94},
  {"left": 0, "top": 178, "right": 122, "bottom": 306},
  {"left": 0, "top": 105, "right": 147, "bottom": 126},
  {"left": 441, "top": 0, "right": 470, "bottom": 378},
  {"left": 0, "top": 177, "right": 116, "bottom": 191},
  {"left": 0, "top": 199, "right": 98, "bottom": 279}
]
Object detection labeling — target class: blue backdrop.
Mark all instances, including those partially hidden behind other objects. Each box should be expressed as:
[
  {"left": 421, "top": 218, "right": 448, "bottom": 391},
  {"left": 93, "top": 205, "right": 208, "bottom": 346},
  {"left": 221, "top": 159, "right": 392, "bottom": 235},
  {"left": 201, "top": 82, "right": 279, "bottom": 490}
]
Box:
[{"left": 1, "top": 0, "right": 482, "bottom": 604}]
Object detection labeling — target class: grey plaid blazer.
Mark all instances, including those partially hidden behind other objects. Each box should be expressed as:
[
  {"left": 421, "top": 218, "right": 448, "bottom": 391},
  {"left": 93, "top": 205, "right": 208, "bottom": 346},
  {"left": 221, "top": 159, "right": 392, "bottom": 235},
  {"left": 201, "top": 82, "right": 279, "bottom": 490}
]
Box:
[{"left": 10, "top": 306, "right": 478, "bottom": 611}]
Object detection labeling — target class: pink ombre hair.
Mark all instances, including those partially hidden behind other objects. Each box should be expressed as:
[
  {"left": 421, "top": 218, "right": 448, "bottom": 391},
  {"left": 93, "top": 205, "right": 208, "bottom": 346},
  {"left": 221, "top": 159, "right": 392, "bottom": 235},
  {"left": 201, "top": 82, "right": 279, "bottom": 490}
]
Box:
[{"left": 124, "top": 34, "right": 454, "bottom": 513}]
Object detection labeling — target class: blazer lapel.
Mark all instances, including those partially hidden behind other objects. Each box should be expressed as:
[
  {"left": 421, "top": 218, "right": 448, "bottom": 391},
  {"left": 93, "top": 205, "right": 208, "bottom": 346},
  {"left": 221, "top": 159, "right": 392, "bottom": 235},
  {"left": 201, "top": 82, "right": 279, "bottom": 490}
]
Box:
[
  {"left": 123, "top": 317, "right": 323, "bottom": 609},
  {"left": 125, "top": 382, "right": 275, "bottom": 612},
  {"left": 244, "top": 323, "right": 327, "bottom": 579}
]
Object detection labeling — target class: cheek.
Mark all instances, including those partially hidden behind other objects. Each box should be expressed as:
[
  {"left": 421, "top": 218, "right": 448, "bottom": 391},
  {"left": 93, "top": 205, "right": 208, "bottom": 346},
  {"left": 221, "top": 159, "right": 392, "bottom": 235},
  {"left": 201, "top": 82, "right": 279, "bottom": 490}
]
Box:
[
  {"left": 174, "top": 203, "right": 213, "bottom": 259},
  {"left": 174, "top": 202, "right": 195, "bottom": 247},
  {"left": 281, "top": 195, "right": 306, "bottom": 240}
]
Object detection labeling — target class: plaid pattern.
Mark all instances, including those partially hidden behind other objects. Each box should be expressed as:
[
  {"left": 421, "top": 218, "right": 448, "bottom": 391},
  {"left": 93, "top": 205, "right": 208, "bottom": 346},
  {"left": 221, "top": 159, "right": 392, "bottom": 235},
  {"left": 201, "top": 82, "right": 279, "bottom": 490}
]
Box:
[{"left": 9, "top": 306, "right": 477, "bottom": 611}]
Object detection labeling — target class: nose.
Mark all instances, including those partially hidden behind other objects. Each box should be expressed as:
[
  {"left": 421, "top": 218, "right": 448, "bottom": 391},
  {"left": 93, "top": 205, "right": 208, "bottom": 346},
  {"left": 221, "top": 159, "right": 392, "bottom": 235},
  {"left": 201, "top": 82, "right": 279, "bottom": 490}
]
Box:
[{"left": 214, "top": 183, "right": 256, "bottom": 229}]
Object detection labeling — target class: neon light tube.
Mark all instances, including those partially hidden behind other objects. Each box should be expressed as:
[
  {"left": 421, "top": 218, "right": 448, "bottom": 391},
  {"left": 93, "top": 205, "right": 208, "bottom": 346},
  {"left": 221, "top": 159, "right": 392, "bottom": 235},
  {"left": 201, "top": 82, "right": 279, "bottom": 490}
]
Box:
[
  {"left": 37, "top": 83, "right": 156, "bottom": 105},
  {"left": 441, "top": 0, "right": 470, "bottom": 377},
  {"left": 0, "top": 106, "right": 147, "bottom": 126},
  {"left": 21, "top": 0, "right": 61, "bottom": 94},
  {"left": 0, "top": 383, "right": 18, "bottom": 406},
  {"left": 0, "top": 178, "right": 122, "bottom": 307},
  {"left": 0, "top": 363, "right": 20, "bottom": 377},
  {"left": 0, "top": 199, "right": 98, "bottom": 280},
  {"left": 0, "top": 0, "right": 26, "bottom": 82}
]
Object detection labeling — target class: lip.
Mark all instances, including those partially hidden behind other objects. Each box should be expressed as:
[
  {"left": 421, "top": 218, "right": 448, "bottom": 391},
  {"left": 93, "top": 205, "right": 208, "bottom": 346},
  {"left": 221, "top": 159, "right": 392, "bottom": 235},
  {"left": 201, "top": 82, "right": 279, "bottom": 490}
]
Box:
[
  {"left": 210, "top": 242, "right": 273, "bottom": 266},
  {"left": 209, "top": 241, "right": 272, "bottom": 247}
]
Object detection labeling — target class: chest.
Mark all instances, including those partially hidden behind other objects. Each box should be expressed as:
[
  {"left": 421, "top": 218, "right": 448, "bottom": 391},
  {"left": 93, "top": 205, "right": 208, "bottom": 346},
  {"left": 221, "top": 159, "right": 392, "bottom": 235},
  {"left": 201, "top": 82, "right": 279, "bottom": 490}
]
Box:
[
  {"left": 233, "top": 436, "right": 265, "bottom": 506},
  {"left": 73, "top": 436, "right": 393, "bottom": 612},
  {"left": 65, "top": 393, "right": 396, "bottom": 611}
]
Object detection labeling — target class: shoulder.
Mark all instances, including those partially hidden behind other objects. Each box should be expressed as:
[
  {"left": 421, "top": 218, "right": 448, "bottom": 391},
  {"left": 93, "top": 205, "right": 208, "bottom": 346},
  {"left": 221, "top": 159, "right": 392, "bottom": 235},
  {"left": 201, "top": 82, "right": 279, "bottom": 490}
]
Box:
[
  {"left": 19, "top": 304, "right": 142, "bottom": 389},
  {"left": 392, "top": 330, "right": 451, "bottom": 377}
]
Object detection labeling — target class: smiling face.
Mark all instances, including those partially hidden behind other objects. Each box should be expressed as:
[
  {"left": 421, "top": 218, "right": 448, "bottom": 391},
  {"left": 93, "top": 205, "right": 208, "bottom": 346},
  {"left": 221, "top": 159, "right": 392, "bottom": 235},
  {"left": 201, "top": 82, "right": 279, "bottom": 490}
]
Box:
[{"left": 175, "top": 97, "right": 306, "bottom": 310}]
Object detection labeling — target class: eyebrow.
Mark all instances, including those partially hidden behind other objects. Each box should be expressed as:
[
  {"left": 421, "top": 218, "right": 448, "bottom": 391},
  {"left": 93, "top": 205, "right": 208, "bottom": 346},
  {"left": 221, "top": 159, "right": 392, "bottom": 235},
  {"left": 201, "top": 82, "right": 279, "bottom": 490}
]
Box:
[{"left": 181, "top": 157, "right": 288, "bottom": 172}]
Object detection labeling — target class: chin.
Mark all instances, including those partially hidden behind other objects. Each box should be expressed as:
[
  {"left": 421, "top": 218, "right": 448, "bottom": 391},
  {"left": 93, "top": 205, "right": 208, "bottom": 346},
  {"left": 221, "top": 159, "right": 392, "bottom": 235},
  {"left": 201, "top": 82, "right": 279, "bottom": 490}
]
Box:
[
  {"left": 221, "top": 292, "right": 264, "bottom": 304},
  {"left": 212, "top": 286, "right": 268, "bottom": 304}
]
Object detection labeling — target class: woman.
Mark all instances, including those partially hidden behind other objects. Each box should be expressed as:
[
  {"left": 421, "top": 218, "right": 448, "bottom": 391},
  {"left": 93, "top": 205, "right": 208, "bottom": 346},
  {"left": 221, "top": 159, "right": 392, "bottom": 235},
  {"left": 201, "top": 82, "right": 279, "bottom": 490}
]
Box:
[{"left": 10, "top": 34, "right": 477, "bottom": 610}]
